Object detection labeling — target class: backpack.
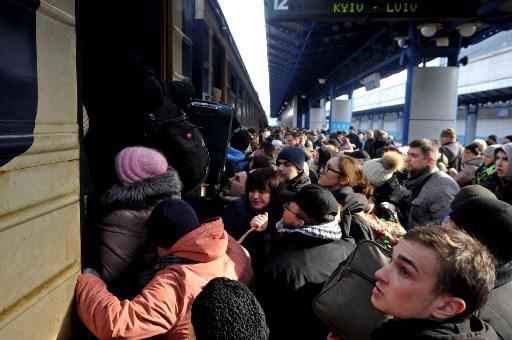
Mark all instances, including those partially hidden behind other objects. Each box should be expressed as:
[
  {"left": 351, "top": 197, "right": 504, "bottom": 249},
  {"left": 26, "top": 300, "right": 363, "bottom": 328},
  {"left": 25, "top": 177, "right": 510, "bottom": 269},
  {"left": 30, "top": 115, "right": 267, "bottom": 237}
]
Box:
[
  {"left": 441, "top": 143, "right": 463, "bottom": 172},
  {"left": 313, "top": 240, "right": 391, "bottom": 340},
  {"left": 143, "top": 77, "right": 209, "bottom": 194}
]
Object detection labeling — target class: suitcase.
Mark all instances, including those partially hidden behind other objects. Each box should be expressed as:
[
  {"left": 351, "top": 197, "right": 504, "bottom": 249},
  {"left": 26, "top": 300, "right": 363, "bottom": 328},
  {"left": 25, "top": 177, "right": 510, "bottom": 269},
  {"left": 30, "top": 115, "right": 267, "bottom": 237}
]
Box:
[{"left": 186, "top": 100, "right": 233, "bottom": 189}]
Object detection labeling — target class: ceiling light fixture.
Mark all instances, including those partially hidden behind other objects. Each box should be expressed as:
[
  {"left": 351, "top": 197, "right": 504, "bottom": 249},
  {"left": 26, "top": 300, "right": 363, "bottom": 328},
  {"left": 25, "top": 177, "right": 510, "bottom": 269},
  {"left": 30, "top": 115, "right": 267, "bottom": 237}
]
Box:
[
  {"left": 457, "top": 23, "right": 477, "bottom": 38},
  {"left": 418, "top": 23, "right": 441, "bottom": 38}
]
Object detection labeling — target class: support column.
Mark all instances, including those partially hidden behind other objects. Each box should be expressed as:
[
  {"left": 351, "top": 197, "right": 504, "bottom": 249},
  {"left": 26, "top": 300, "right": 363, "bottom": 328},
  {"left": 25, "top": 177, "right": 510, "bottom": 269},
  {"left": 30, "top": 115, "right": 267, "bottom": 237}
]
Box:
[
  {"left": 328, "top": 84, "right": 335, "bottom": 132},
  {"left": 310, "top": 99, "right": 324, "bottom": 130},
  {"left": 368, "top": 115, "right": 374, "bottom": 131},
  {"left": 296, "top": 111, "right": 303, "bottom": 128},
  {"left": 378, "top": 114, "right": 385, "bottom": 129},
  {"left": 304, "top": 99, "right": 312, "bottom": 129},
  {"left": 408, "top": 67, "right": 459, "bottom": 142},
  {"left": 402, "top": 22, "right": 419, "bottom": 144},
  {"left": 464, "top": 104, "right": 478, "bottom": 144},
  {"left": 330, "top": 99, "right": 352, "bottom": 132},
  {"left": 396, "top": 112, "right": 404, "bottom": 145}
]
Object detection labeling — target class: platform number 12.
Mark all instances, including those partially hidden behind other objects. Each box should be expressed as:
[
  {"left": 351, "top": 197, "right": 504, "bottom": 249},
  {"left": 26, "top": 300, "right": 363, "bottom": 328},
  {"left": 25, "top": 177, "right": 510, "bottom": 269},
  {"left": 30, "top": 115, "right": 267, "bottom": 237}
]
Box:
[{"left": 274, "top": 0, "right": 289, "bottom": 10}]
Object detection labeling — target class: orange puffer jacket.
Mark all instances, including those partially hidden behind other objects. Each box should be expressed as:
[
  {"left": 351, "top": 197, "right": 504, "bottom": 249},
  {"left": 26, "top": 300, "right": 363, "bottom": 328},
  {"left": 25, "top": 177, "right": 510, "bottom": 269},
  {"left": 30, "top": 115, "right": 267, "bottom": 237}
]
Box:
[{"left": 76, "top": 217, "right": 253, "bottom": 340}]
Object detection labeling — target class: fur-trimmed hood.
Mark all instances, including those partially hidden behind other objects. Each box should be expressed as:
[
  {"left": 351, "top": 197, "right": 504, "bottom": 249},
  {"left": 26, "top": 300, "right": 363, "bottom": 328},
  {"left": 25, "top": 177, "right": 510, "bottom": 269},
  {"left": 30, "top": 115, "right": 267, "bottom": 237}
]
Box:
[{"left": 101, "top": 170, "right": 182, "bottom": 214}]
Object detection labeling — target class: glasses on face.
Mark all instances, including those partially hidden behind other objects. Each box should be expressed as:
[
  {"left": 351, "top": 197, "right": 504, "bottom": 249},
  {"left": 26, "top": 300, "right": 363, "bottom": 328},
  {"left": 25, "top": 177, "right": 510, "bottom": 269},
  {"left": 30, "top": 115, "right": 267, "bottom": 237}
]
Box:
[
  {"left": 320, "top": 165, "right": 343, "bottom": 176},
  {"left": 283, "top": 202, "right": 304, "bottom": 220}
]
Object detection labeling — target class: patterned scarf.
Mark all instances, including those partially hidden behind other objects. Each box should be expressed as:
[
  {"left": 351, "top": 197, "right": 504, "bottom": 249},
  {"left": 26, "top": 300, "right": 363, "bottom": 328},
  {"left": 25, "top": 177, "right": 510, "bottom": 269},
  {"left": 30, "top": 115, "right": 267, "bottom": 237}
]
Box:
[{"left": 275, "top": 217, "right": 342, "bottom": 241}]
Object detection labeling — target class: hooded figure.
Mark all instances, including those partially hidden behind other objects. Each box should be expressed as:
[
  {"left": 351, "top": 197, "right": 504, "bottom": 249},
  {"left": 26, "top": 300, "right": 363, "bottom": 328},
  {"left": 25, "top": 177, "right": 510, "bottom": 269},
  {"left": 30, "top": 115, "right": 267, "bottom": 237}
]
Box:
[
  {"left": 482, "top": 144, "right": 512, "bottom": 204},
  {"left": 76, "top": 198, "right": 253, "bottom": 340}
]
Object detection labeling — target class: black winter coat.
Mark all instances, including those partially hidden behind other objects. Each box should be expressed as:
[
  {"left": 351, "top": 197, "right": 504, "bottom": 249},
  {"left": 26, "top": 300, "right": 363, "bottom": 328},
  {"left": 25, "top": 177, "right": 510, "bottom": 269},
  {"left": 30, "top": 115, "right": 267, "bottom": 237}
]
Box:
[
  {"left": 256, "top": 233, "right": 355, "bottom": 340},
  {"left": 481, "top": 173, "right": 512, "bottom": 205},
  {"left": 96, "top": 170, "right": 182, "bottom": 299},
  {"left": 477, "top": 261, "right": 512, "bottom": 340},
  {"left": 371, "top": 316, "right": 498, "bottom": 340},
  {"left": 285, "top": 170, "right": 311, "bottom": 192}
]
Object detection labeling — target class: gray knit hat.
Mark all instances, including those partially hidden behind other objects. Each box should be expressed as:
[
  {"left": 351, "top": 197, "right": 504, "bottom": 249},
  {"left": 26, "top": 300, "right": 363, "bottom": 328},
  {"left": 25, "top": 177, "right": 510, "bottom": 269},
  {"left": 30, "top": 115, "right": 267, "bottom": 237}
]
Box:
[
  {"left": 482, "top": 144, "right": 501, "bottom": 159},
  {"left": 363, "top": 151, "right": 404, "bottom": 187}
]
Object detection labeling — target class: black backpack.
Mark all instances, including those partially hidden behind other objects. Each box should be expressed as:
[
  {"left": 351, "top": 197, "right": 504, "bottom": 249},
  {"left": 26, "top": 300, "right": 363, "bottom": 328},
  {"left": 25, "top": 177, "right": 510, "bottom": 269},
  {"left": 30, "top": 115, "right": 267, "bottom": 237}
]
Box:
[{"left": 143, "top": 77, "right": 209, "bottom": 194}]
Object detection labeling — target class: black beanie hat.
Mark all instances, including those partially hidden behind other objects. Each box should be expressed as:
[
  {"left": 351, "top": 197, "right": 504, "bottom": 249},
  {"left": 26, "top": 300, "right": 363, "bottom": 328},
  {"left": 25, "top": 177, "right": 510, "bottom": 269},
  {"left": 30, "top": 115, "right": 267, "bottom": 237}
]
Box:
[
  {"left": 230, "top": 129, "right": 252, "bottom": 152},
  {"left": 192, "top": 277, "right": 270, "bottom": 340},
  {"left": 146, "top": 198, "right": 200, "bottom": 248},
  {"left": 450, "top": 184, "right": 496, "bottom": 210},
  {"left": 450, "top": 197, "right": 512, "bottom": 262},
  {"left": 277, "top": 147, "right": 305, "bottom": 172}
]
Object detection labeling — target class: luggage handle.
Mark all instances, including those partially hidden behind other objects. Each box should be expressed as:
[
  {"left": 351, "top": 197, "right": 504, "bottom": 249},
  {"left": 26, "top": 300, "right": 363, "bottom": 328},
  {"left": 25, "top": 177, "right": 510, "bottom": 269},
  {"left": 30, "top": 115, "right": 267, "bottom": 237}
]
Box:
[
  {"left": 188, "top": 101, "right": 220, "bottom": 114},
  {"left": 148, "top": 112, "right": 187, "bottom": 123}
]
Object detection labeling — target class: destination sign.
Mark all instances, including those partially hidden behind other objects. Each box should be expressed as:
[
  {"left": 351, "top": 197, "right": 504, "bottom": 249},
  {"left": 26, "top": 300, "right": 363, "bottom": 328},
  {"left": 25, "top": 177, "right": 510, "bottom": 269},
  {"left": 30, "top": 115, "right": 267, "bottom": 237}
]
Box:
[{"left": 266, "top": 0, "right": 480, "bottom": 21}]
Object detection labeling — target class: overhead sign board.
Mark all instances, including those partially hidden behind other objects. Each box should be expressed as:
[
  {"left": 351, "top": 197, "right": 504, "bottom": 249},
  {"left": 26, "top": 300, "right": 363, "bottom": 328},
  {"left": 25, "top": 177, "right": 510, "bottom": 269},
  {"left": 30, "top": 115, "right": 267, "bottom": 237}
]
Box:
[{"left": 266, "top": 0, "right": 480, "bottom": 21}]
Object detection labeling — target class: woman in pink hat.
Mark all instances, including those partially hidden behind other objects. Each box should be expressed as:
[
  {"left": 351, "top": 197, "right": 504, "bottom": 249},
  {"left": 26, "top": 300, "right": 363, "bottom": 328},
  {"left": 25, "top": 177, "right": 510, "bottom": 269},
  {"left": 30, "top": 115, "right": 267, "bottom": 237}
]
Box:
[{"left": 93, "top": 146, "right": 182, "bottom": 299}]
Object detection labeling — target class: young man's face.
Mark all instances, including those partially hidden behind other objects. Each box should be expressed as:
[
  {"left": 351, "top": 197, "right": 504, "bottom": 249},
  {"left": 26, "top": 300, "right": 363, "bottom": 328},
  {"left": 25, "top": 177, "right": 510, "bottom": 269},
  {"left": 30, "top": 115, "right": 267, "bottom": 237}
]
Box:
[
  {"left": 277, "top": 159, "right": 299, "bottom": 181},
  {"left": 371, "top": 239, "right": 446, "bottom": 319},
  {"left": 225, "top": 171, "right": 247, "bottom": 197},
  {"left": 281, "top": 201, "right": 304, "bottom": 227},
  {"left": 406, "top": 147, "right": 431, "bottom": 174},
  {"left": 440, "top": 136, "right": 450, "bottom": 145},
  {"left": 495, "top": 150, "right": 509, "bottom": 178},
  {"left": 286, "top": 135, "right": 297, "bottom": 146}
]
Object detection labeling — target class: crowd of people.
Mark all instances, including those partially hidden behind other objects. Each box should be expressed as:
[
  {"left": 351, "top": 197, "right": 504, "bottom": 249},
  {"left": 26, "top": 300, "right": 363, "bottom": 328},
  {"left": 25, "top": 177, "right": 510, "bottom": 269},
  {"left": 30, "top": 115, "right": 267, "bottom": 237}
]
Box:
[{"left": 76, "top": 125, "right": 512, "bottom": 339}]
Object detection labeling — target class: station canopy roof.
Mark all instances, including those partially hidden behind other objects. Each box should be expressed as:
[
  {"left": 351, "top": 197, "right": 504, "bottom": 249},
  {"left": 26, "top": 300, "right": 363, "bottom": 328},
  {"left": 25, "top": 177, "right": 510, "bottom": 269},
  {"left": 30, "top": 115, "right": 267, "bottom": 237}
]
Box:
[{"left": 265, "top": 0, "right": 512, "bottom": 117}]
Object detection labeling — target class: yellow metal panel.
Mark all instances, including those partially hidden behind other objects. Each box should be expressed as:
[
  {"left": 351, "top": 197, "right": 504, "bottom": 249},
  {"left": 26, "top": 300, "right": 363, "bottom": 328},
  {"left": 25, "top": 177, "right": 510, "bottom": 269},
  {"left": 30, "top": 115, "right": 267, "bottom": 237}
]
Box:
[
  {"left": 0, "top": 271, "right": 79, "bottom": 340},
  {"left": 0, "top": 203, "right": 80, "bottom": 327},
  {"left": 36, "top": 2, "right": 77, "bottom": 130},
  {"left": 0, "top": 160, "right": 79, "bottom": 218}
]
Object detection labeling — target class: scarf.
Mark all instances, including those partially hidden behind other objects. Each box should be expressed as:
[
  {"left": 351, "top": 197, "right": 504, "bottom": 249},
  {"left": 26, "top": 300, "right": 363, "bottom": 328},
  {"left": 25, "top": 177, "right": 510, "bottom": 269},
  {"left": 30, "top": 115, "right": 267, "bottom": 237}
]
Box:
[
  {"left": 405, "top": 166, "right": 436, "bottom": 190},
  {"left": 275, "top": 217, "right": 342, "bottom": 241},
  {"left": 155, "top": 254, "right": 198, "bottom": 271}
]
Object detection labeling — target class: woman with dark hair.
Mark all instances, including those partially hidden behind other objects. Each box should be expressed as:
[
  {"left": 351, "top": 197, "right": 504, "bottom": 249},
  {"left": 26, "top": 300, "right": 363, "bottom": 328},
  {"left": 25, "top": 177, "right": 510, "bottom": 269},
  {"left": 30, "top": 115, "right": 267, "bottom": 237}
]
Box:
[
  {"left": 318, "top": 155, "right": 374, "bottom": 243},
  {"left": 221, "top": 167, "right": 284, "bottom": 271},
  {"left": 313, "top": 146, "right": 337, "bottom": 176}
]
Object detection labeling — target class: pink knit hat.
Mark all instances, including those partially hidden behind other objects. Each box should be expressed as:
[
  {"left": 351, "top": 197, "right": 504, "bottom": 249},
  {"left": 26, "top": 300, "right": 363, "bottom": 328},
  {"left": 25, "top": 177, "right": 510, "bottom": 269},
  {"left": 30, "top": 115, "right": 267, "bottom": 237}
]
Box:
[{"left": 115, "top": 146, "right": 168, "bottom": 184}]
